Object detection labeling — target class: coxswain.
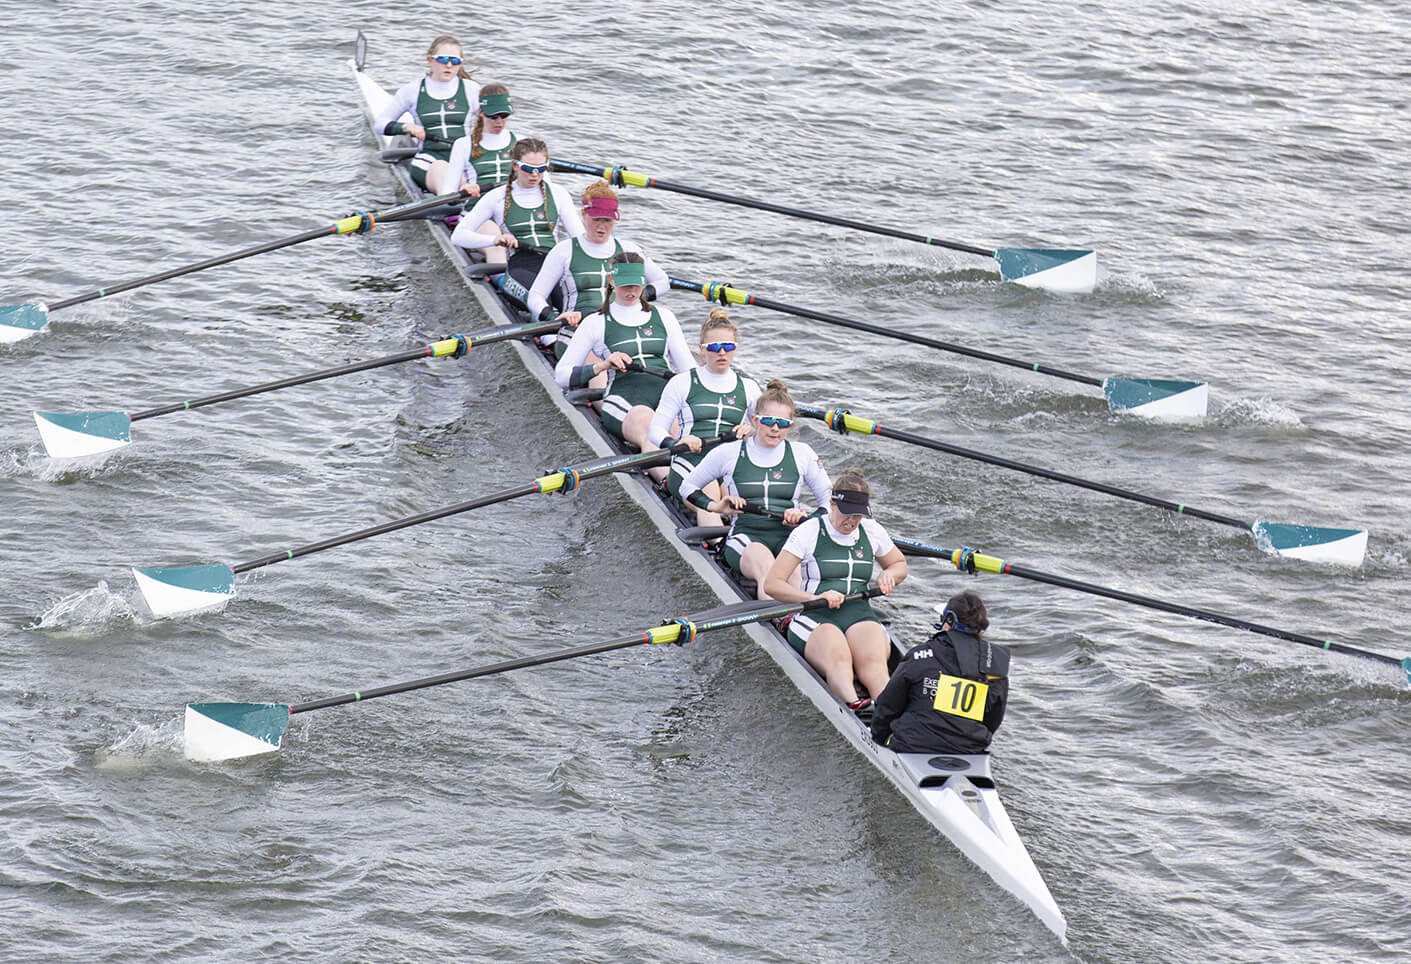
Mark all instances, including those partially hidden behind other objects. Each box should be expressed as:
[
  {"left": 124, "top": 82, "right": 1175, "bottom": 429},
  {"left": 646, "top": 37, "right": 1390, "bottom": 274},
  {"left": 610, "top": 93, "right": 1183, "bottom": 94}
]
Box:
[
  {"left": 554, "top": 253, "right": 693, "bottom": 473},
  {"left": 527, "top": 183, "right": 669, "bottom": 359},
  {"left": 679, "top": 380, "right": 831, "bottom": 597},
  {"left": 373, "top": 35, "right": 477, "bottom": 194},
  {"left": 870, "top": 590, "right": 1010, "bottom": 755},
  {"left": 764, "top": 469, "right": 908, "bottom": 711},
  {"left": 651, "top": 308, "right": 761, "bottom": 525}
]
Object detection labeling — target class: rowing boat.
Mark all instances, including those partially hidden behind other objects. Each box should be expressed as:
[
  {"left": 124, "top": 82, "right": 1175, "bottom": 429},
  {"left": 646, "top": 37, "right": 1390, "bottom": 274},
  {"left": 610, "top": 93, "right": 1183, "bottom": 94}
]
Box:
[{"left": 350, "top": 37, "right": 1067, "bottom": 941}]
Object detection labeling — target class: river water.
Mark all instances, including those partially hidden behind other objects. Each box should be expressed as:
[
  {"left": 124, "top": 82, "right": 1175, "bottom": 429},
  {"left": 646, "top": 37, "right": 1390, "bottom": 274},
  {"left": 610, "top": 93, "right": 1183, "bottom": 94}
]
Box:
[{"left": 1, "top": 2, "right": 1408, "bottom": 961}]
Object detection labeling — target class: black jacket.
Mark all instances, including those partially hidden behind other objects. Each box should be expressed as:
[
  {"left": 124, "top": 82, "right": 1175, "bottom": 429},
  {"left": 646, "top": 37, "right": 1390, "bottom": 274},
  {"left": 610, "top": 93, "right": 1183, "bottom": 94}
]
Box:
[{"left": 870, "top": 629, "right": 1010, "bottom": 754}]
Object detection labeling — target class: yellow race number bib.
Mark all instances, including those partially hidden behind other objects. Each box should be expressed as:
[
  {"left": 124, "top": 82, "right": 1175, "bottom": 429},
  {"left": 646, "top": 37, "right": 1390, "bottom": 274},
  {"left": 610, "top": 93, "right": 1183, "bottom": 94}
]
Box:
[{"left": 932, "top": 674, "right": 989, "bottom": 721}]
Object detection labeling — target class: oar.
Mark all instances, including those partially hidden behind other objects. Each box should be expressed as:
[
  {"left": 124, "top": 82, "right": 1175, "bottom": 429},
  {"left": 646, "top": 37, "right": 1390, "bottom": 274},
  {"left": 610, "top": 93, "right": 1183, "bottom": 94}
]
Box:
[
  {"left": 551, "top": 159, "right": 1096, "bottom": 293},
  {"left": 897, "top": 539, "right": 1410, "bottom": 685},
  {"left": 184, "top": 590, "right": 876, "bottom": 761},
  {"left": 797, "top": 405, "right": 1367, "bottom": 567},
  {"left": 129, "top": 436, "right": 728, "bottom": 619},
  {"left": 32, "top": 309, "right": 549, "bottom": 459},
  {"left": 670, "top": 276, "right": 1205, "bottom": 419},
  {"left": 0, "top": 191, "right": 465, "bottom": 345}
]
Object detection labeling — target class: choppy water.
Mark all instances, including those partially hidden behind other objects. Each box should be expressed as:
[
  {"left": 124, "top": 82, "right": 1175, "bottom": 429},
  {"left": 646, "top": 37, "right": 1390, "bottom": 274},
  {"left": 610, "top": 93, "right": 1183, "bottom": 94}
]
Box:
[{"left": 2, "top": 2, "right": 1409, "bottom": 960}]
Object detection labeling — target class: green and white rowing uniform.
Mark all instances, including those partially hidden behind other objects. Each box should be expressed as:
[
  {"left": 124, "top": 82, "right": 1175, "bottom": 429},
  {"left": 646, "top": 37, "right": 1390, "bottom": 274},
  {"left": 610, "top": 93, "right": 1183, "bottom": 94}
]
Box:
[
  {"left": 649, "top": 367, "right": 762, "bottom": 497},
  {"left": 375, "top": 75, "right": 474, "bottom": 189},
  {"left": 526, "top": 237, "right": 672, "bottom": 358},
  {"left": 782, "top": 516, "right": 896, "bottom": 655},
  {"left": 553, "top": 301, "right": 695, "bottom": 441},
  {"left": 451, "top": 181, "right": 585, "bottom": 252},
  {"left": 678, "top": 437, "right": 831, "bottom": 575},
  {"left": 446, "top": 128, "right": 517, "bottom": 191}
]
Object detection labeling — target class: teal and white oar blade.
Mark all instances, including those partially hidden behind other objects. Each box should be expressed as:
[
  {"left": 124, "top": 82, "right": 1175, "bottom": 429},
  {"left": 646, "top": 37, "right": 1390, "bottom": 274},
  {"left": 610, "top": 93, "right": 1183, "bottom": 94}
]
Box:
[
  {"left": 1252, "top": 521, "right": 1368, "bottom": 567},
  {"left": 132, "top": 563, "right": 236, "bottom": 618},
  {"left": 1101, "top": 378, "right": 1208, "bottom": 419},
  {"left": 34, "top": 410, "right": 133, "bottom": 458},
  {"left": 993, "top": 248, "right": 1096, "bottom": 294},
  {"left": 184, "top": 702, "right": 290, "bottom": 762},
  {"left": 0, "top": 303, "right": 49, "bottom": 343}
]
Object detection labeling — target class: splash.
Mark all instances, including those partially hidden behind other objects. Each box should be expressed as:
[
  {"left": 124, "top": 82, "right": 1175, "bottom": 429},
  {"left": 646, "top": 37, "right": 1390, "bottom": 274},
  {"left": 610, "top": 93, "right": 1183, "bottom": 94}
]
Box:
[
  {"left": 1212, "top": 396, "right": 1305, "bottom": 428},
  {"left": 94, "top": 717, "right": 185, "bottom": 770},
  {"left": 30, "top": 581, "right": 138, "bottom": 635}
]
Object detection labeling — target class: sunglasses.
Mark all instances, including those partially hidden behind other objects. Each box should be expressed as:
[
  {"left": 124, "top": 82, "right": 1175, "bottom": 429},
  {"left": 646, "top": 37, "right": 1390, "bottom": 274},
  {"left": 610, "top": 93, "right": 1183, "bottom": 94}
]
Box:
[
  {"left": 703, "top": 341, "right": 736, "bottom": 353},
  {"left": 431, "top": 55, "right": 463, "bottom": 65},
  {"left": 516, "top": 161, "right": 549, "bottom": 174},
  {"left": 757, "top": 415, "right": 793, "bottom": 429},
  {"left": 486, "top": 112, "right": 511, "bottom": 120}
]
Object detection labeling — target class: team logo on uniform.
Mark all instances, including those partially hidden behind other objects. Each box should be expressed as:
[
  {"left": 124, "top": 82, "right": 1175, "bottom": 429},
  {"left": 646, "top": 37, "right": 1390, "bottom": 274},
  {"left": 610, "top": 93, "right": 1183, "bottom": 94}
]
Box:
[
  {"left": 771, "top": 469, "right": 784, "bottom": 480},
  {"left": 643, "top": 326, "right": 655, "bottom": 337},
  {"left": 853, "top": 547, "right": 865, "bottom": 559},
  {"left": 724, "top": 396, "right": 736, "bottom": 405}
]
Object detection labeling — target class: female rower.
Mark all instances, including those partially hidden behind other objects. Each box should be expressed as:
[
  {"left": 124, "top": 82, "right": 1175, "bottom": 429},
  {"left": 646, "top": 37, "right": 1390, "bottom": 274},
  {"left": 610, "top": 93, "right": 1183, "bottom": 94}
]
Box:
[
  {"left": 451, "top": 138, "right": 584, "bottom": 283},
  {"left": 554, "top": 253, "right": 693, "bottom": 468},
  {"left": 764, "top": 469, "right": 909, "bottom": 711},
  {"left": 373, "top": 35, "right": 477, "bottom": 194},
  {"left": 445, "top": 83, "right": 517, "bottom": 198},
  {"left": 650, "top": 309, "right": 762, "bottom": 525},
  {"left": 871, "top": 590, "right": 1010, "bottom": 755},
  {"left": 678, "top": 380, "right": 832, "bottom": 598},
  {"left": 527, "top": 182, "right": 669, "bottom": 358}
]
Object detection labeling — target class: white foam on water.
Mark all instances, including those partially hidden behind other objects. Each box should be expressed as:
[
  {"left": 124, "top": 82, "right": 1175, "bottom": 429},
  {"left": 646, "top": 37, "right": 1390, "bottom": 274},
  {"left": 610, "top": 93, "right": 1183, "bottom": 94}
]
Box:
[
  {"left": 1212, "top": 395, "right": 1305, "bottom": 428},
  {"left": 29, "top": 581, "right": 137, "bottom": 635},
  {"left": 94, "top": 717, "right": 185, "bottom": 770}
]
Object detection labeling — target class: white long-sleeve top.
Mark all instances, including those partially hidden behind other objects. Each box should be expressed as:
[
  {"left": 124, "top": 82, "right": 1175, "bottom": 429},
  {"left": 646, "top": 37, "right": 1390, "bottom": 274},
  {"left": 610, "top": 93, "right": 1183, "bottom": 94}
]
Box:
[
  {"left": 678, "top": 436, "right": 832, "bottom": 509},
  {"left": 373, "top": 76, "right": 473, "bottom": 136},
  {"left": 648, "top": 367, "right": 762, "bottom": 447},
  {"left": 526, "top": 235, "right": 670, "bottom": 319},
  {"left": 450, "top": 180, "right": 585, "bottom": 249},
  {"left": 445, "top": 127, "right": 513, "bottom": 188},
  {"left": 553, "top": 302, "right": 693, "bottom": 389}
]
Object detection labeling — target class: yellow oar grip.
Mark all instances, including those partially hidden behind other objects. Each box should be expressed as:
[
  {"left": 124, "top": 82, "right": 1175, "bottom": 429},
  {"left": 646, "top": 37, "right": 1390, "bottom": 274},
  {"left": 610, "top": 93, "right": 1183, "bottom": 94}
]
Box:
[
  {"left": 534, "top": 472, "right": 566, "bottom": 494},
  {"left": 429, "top": 337, "right": 462, "bottom": 358},
  {"left": 619, "top": 169, "right": 651, "bottom": 188},
  {"left": 332, "top": 214, "right": 366, "bottom": 235},
  {"left": 951, "top": 548, "right": 1006, "bottom": 575},
  {"left": 700, "top": 282, "right": 750, "bottom": 305},
  {"left": 644, "top": 624, "right": 683, "bottom": 646},
  {"left": 824, "top": 409, "right": 877, "bottom": 435}
]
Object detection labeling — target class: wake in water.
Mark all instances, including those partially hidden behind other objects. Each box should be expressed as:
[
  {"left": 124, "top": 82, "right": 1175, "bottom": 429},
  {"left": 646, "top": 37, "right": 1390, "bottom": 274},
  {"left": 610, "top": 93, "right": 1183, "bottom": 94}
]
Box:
[{"left": 1211, "top": 395, "right": 1305, "bottom": 428}]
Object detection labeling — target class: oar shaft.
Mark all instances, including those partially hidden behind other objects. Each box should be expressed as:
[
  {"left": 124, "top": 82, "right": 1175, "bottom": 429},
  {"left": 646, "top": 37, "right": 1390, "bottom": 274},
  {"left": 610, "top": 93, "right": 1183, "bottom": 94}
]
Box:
[
  {"left": 289, "top": 592, "right": 861, "bottom": 715},
  {"left": 552, "top": 160, "right": 994, "bottom": 258},
  {"left": 670, "top": 278, "right": 1101, "bottom": 388},
  {"left": 799, "top": 406, "right": 1251, "bottom": 531},
  {"left": 129, "top": 320, "right": 559, "bottom": 422},
  {"left": 46, "top": 192, "right": 462, "bottom": 312},
  {"left": 898, "top": 537, "right": 1400, "bottom": 668},
  {"left": 229, "top": 436, "right": 724, "bottom": 574}
]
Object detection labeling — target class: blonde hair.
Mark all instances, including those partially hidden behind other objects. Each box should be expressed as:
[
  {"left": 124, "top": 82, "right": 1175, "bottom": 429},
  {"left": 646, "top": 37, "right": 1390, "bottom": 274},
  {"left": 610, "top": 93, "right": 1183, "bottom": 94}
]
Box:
[
  {"left": 698, "top": 307, "right": 737, "bottom": 344},
  {"left": 470, "top": 82, "right": 509, "bottom": 159},
  {"left": 757, "top": 378, "right": 795, "bottom": 417},
  {"left": 425, "top": 35, "right": 477, "bottom": 81}
]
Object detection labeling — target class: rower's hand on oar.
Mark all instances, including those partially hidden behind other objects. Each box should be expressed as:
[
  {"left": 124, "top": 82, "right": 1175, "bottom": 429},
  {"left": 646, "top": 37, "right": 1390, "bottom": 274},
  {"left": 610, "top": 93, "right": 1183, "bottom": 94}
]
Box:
[
  {"left": 816, "top": 589, "right": 846, "bottom": 609},
  {"left": 461, "top": 181, "right": 481, "bottom": 199},
  {"left": 495, "top": 233, "right": 519, "bottom": 248},
  {"left": 782, "top": 507, "right": 808, "bottom": 526},
  {"left": 680, "top": 434, "right": 703, "bottom": 453},
  {"left": 733, "top": 421, "right": 754, "bottom": 440},
  {"left": 707, "top": 495, "right": 746, "bottom": 516},
  {"left": 405, "top": 123, "right": 427, "bottom": 140},
  {"left": 594, "top": 351, "right": 633, "bottom": 374},
  {"left": 555, "top": 310, "right": 583, "bottom": 328},
  {"left": 876, "top": 570, "right": 897, "bottom": 595}
]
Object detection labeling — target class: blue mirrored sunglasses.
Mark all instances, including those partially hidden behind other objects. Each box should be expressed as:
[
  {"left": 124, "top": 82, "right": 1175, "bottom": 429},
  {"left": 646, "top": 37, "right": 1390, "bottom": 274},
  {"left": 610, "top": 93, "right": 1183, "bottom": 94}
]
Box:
[
  {"left": 703, "top": 341, "right": 736, "bottom": 353},
  {"left": 757, "top": 415, "right": 793, "bottom": 428},
  {"left": 432, "top": 55, "right": 463, "bottom": 65},
  {"left": 517, "top": 161, "right": 549, "bottom": 174}
]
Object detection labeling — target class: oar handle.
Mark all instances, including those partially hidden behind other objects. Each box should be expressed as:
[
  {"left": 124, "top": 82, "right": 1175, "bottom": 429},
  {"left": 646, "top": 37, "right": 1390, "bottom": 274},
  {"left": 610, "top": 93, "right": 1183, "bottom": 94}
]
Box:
[
  {"left": 907, "top": 538, "right": 1402, "bottom": 669},
  {"left": 797, "top": 405, "right": 1252, "bottom": 531},
  {"left": 553, "top": 159, "right": 995, "bottom": 258},
  {"left": 669, "top": 278, "right": 1103, "bottom": 388},
  {"left": 287, "top": 589, "right": 877, "bottom": 715}
]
